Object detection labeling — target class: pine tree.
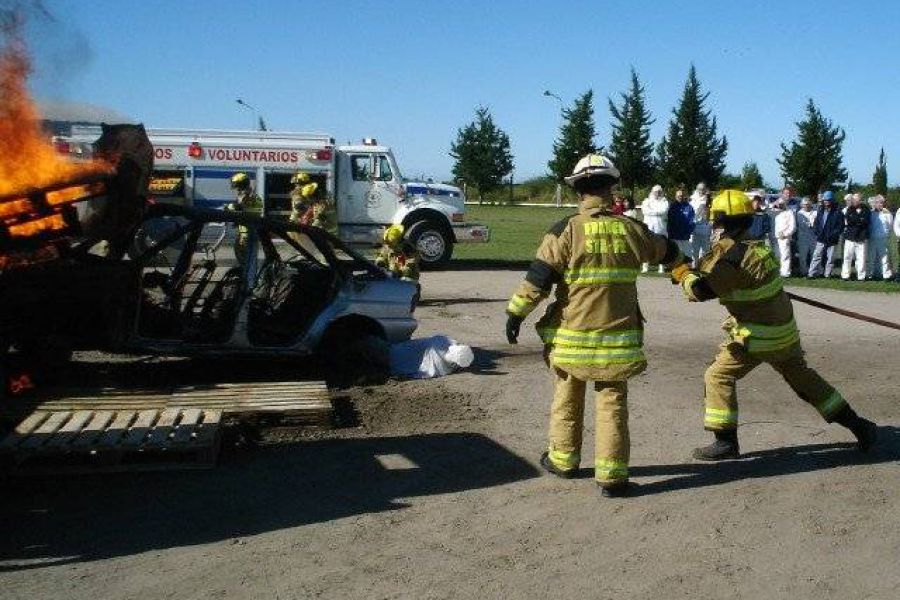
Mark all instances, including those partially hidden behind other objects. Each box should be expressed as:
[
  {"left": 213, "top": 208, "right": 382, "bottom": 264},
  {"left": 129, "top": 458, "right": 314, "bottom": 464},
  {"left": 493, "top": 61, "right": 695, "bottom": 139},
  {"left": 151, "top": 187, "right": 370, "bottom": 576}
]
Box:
[
  {"left": 656, "top": 65, "right": 728, "bottom": 188},
  {"left": 608, "top": 68, "right": 655, "bottom": 194},
  {"left": 548, "top": 90, "right": 598, "bottom": 182},
  {"left": 450, "top": 106, "right": 514, "bottom": 202},
  {"left": 741, "top": 161, "right": 764, "bottom": 190},
  {"left": 777, "top": 99, "right": 847, "bottom": 198},
  {"left": 873, "top": 148, "right": 888, "bottom": 197}
]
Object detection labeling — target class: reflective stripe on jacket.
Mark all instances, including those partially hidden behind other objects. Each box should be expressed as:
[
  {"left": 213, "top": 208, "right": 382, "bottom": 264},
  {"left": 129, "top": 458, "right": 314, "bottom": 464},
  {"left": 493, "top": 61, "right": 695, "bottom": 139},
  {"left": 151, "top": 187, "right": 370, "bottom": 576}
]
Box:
[
  {"left": 698, "top": 237, "right": 800, "bottom": 356},
  {"left": 506, "top": 194, "right": 682, "bottom": 380}
]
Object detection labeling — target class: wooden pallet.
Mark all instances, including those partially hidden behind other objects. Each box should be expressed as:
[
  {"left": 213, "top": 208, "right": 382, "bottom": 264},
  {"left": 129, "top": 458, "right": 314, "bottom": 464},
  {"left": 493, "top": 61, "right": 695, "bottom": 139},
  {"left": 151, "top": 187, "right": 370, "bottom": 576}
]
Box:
[
  {"left": 0, "top": 408, "right": 222, "bottom": 474},
  {"left": 1, "top": 381, "right": 332, "bottom": 426}
]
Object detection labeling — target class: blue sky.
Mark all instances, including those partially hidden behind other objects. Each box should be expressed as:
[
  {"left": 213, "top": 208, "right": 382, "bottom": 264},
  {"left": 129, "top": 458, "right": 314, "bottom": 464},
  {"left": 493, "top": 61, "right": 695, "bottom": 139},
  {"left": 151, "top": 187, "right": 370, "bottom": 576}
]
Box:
[{"left": 23, "top": 0, "right": 900, "bottom": 187}]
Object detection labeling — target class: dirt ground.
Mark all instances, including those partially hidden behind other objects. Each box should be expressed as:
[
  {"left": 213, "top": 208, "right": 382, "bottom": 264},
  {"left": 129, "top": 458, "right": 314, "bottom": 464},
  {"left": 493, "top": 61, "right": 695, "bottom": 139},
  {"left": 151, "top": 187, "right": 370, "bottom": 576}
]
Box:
[{"left": 2, "top": 270, "right": 900, "bottom": 599}]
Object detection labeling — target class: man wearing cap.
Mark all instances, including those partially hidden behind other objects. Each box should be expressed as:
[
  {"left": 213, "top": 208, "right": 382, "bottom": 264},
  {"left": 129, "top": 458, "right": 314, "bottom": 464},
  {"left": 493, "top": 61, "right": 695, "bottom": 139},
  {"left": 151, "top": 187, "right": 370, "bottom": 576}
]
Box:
[
  {"left": 672, "top": 190, "right": 877, "bottom": 460},
  {"left": 807, "top": 191, "right": 844, "bottom": 278},
  {"left": 867, "top": 195, "right": 893, "bottom": 280},
  {"left": 795, "top": 198, "right": 817, "bottom": 275},
  {"left": 505, "top": 154, "right": 686, "bottom": 497},
  {"left": 841, "top": 192, "right": 871, "bottom": 280}
]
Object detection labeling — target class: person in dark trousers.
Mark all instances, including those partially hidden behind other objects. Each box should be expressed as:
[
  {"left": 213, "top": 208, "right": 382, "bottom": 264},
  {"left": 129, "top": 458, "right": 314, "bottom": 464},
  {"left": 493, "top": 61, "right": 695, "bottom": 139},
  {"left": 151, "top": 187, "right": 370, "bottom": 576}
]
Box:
[
  {"left": 667, "top": 188, "right": 695, "bottom": 258},
  {"left": 747, "top": 194, "right": 771, "bottom": 241},
  {"left": 807, "top": 191, "right": 845, "bottom": 278}
]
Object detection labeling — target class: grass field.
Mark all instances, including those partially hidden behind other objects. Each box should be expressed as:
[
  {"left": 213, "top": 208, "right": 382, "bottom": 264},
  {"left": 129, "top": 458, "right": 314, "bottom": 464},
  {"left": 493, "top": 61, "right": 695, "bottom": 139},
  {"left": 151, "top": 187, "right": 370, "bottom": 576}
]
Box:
[{"left": 456, "top": 205, "right": 900, "bottom": 293}]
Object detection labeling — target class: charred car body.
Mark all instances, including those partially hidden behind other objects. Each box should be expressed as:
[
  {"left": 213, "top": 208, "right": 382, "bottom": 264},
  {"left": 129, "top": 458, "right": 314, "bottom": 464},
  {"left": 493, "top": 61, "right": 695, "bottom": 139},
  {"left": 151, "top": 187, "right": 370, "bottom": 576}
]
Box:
[{"left": 1, "top": 124, "right": 418, "bottom": 391}]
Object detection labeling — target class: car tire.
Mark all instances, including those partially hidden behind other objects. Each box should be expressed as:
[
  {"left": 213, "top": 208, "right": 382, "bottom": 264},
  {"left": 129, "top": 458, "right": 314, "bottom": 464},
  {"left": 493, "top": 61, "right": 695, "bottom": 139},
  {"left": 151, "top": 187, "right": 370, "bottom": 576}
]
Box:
[{"left": 409, "top": 220, "right": 453, "bottom": 269}]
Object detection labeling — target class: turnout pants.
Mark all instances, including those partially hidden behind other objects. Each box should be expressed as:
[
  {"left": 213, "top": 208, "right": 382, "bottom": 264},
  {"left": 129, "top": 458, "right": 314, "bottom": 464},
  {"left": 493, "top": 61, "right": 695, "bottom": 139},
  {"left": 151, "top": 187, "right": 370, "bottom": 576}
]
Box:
[
  {"left": 547, "top": 367, "right": 629, "bottom": 486},
  {"left": 703, "top": 342, "right": 848, "bottom": 431}
]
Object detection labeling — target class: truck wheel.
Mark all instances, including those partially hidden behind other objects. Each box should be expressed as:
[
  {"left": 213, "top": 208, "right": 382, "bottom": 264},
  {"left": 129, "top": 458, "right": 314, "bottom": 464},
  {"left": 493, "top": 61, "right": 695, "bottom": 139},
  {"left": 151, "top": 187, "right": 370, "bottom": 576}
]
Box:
[{"left": 409, "top": 221, "right": 453, "bottom": 268}]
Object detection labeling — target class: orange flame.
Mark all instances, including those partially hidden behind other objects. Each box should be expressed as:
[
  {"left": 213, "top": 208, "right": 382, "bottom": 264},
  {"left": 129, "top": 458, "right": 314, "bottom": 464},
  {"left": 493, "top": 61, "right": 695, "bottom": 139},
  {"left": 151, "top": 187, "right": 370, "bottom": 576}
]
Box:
[{"left": 0, "top": 24, "right": 112, "bottom": 198}]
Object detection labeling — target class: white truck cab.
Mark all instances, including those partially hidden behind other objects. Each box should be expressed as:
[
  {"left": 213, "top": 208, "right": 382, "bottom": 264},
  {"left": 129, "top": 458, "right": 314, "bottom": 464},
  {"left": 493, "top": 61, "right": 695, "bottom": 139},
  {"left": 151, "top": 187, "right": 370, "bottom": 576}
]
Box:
[{"left": 59, "top": 127, "right": 489, "bottom": 267}]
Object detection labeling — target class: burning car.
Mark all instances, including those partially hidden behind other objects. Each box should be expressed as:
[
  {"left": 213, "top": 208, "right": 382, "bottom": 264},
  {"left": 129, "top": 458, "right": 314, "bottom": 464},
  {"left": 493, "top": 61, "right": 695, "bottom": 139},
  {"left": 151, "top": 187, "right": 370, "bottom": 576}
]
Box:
[{"left": 1, "top": 203, "right": 419, "bottom": 378}]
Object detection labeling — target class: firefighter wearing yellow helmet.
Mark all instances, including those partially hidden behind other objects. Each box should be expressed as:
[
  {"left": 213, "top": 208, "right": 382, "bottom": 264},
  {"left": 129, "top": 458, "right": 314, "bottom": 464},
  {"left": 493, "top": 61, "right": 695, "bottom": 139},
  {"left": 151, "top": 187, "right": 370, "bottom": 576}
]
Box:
[
  {"left": 504, "top": 154, "right": 687, "bottom": 497},
  {"left": 375, "top": 224, "right": 419, "bottom": 281},
  {"left": 225, "top": 172, "right": 263, "bottom": 264},
  {"left": 289, "top": 172, "right": 336, "bottom": 233},
  {"left": 673, "top": 189, "right": 877, "bottom": 460}
]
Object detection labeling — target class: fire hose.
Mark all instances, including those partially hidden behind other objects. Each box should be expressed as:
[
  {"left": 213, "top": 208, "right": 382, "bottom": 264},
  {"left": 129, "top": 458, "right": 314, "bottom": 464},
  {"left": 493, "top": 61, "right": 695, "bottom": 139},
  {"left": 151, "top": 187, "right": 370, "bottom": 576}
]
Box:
[{"left": 787, "top": 292, "right": 900, "bottom": 332}]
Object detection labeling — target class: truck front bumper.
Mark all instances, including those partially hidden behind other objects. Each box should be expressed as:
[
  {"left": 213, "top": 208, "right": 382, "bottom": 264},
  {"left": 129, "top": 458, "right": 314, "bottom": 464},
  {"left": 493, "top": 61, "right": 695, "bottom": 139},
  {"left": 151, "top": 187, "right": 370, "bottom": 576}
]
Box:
[{"left": 453, "top": 223, "right": 490, "bottom": 243}]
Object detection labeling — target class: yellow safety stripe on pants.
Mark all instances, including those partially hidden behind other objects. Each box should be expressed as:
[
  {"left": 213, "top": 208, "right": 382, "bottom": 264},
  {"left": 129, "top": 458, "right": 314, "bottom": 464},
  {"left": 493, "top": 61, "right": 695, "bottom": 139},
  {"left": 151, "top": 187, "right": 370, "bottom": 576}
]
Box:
[
  {"left": 548, "top": 447, "right": 580, "bottom": 471},
  {"left": 538, "top": 327, "right": 643, "bottom": 348},
  {"left": 595, "top": 458, "right": 628, "bottom": 482},
  {"left": 730, "top": 319, "right": 800, "bottom": 354},
  {"left": 564, "top": 267, "right": 640, "bottom": 285},
  {"left": 705, "top": 407, "right": 738, "bottom": 429},
  {"left": 507, "top": 294, "right": 536, "bottom": 317},
  {"left": 719, "top": 276, "right": 783, "bottom": 303},
  {"left": 815, "top": 390, "right": 848, "bottom": 420},
  {"left": 552, "top": 346, "right": 646, "bottom": 366}
]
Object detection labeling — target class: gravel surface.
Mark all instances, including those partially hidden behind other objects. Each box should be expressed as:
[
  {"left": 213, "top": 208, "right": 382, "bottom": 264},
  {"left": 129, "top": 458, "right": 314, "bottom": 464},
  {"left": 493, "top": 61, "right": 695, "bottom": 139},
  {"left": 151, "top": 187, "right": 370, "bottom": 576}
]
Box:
[{"left": 2, "top": 271, "right": 899, "bottom": 599}]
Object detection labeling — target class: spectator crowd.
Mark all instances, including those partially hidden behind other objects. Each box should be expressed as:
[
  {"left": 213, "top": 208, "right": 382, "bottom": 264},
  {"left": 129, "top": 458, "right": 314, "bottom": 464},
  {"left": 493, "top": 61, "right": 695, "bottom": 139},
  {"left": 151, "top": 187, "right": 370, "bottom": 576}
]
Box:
[{"left": 615, "top": 184, "right": 900, "bottom": 281}]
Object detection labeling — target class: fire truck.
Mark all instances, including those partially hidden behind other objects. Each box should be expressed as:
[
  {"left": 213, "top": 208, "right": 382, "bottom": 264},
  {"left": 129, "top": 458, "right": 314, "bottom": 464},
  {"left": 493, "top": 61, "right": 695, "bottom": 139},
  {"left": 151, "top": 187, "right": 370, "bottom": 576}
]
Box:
[{"left": 58, "top": 127, "right": 489, "bottom": 267}]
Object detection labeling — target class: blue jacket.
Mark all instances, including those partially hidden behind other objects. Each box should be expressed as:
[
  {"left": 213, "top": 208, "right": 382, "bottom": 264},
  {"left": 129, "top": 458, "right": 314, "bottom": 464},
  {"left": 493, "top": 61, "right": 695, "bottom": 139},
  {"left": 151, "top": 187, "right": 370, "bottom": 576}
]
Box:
[
  {"left": 747, "top": 211, "right": 771, "bottom": 240},
  {"left": 814, "top": 206, "right": 845, "bottom": 245},
  {"left": 667, "top": 201, "right": 695, "bottom": 240}
]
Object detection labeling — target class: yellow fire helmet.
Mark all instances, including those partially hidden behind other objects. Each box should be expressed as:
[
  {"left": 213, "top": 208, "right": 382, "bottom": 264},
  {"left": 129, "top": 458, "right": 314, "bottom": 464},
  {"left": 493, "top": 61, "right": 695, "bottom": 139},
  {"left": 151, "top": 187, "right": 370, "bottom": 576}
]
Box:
[
  {"left": 291, "top": 171, "right": 311, "bottom": 186},
  {"left": 710, "top": 189, "right": 753, "bottom": 222},
  {"left": 230, "top": 172, "right": 250, "bottom": 189},
  {"left": 300, "top": 182, "right": 319, "bottom": 198},
  {"left": 383, "top": 224, "right": 405, "bottom": 245}
]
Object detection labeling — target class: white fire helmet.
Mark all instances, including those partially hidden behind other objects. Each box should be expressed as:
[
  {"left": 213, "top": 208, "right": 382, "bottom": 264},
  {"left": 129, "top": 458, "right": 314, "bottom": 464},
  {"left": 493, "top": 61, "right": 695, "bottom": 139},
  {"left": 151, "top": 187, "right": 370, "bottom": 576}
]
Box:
[{"left": 564, "top": 154, "right": 620, "bottom": 185}]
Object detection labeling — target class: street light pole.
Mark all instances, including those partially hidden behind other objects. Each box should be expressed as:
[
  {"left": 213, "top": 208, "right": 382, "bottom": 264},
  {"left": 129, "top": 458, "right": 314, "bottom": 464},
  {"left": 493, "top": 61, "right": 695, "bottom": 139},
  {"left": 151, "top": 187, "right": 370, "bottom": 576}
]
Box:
[
  {"left": 236, "top": 98, "right": 268, "bottom": 131},
  {"left": 543, "top": 90, "right": 565, "bottom": 207}
]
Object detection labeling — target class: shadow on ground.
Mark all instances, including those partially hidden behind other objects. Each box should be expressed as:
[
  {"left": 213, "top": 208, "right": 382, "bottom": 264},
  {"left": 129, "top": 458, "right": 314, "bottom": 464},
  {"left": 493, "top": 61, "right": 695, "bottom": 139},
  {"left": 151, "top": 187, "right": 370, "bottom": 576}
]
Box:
[
  {"left": 625, "top": 425, "right": 900, "bottom": 496},
  {"left": 0, "top": 432, "right": 538, "bottom": 570}
]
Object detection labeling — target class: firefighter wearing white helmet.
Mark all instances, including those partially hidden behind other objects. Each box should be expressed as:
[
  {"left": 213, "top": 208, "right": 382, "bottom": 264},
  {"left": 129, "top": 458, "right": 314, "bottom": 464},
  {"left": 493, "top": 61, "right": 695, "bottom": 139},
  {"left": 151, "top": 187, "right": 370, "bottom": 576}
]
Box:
[
  {"left": 375, "top": 224, "right": 420, "bottom": 281},
  {"left": 504, "top": 153, "right": 687, "bottom": 497},
  {"left": 672, "top": 190, "right": 877, "bottom": 460},
  {"left": 225, "top": 172, "right": 263, "bottom": 264}
]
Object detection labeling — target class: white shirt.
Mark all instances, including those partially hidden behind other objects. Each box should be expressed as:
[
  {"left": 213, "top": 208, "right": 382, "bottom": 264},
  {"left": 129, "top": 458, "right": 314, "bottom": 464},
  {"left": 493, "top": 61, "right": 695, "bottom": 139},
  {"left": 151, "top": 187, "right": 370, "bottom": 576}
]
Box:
[
  {"left": 690, "top": 193, "right": 710, "bottom": 233},
  {"left": 774, "top": 209, "right": 797, "bottom": 239},
  {"left": 641, "top": 195, "right": 669, "bottom": 234}
]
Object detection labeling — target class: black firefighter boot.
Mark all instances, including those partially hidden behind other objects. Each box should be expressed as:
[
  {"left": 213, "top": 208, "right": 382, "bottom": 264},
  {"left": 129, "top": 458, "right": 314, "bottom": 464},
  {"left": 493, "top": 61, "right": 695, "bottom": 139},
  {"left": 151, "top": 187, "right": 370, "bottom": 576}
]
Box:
[
  {"left": 692, "top": 429, "right": 740, "bottom": 461},
  {"left": 832, "top": 406, "right": 878, "bottom": 452}
]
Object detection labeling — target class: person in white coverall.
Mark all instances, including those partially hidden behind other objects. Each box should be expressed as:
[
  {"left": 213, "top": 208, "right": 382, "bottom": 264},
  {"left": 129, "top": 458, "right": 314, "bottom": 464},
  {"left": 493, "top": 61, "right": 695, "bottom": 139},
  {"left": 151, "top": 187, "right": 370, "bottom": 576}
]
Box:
[
  {"left": 641, "top": 184, "right": 669, "bottom": 273},
  {"left": 795, "top": 198, "right": 817, "bottom": 276},
  {"left": 689, "top": 182, "right": 711, "bottom": 267},
  {"left": 773, "top": 199, "right": 797, "bottom": 277},
  {"left": 867, "top": 195, "right": 894, "bottom": 280}
]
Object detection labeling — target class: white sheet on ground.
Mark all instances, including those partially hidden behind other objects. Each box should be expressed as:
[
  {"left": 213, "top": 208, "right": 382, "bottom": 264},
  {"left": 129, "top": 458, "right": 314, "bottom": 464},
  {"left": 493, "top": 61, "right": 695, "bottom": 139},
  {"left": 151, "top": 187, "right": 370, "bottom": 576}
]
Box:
[{"left": 389, "top": 335, "right": 474, "bottom": 379}]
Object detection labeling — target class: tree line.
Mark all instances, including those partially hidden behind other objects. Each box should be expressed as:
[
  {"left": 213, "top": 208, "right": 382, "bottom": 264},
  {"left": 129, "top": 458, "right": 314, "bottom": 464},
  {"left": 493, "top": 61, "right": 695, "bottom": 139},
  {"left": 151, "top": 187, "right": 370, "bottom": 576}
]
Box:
[{"left": 450, "top": 66, "right": 889, "bottom": 203}]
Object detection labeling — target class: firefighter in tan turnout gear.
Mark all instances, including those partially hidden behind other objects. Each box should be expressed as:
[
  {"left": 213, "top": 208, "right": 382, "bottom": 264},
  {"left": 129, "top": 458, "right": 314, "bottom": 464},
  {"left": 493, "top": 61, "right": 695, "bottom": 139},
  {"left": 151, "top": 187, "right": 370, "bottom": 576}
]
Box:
[
  {"left": 225, "top": 172, "right": 263, "bottom": 265},
  {"left": 289, "top": 171, "right": 336, "bottom": 233},
  {"left": 375, "top": 224, "right": 420, "bottom": 281},
  {"left": 505, "top": 154, "right": 686, "bottom": 497},
  {"left": 674, "top": 189, "right": 878, "bottom": 460}
]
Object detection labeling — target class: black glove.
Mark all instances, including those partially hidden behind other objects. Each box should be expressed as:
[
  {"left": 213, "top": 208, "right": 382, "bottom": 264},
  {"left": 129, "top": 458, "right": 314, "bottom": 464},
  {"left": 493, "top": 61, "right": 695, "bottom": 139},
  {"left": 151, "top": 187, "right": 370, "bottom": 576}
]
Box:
[{"left": 505, "top": 314, "right": 523, "bottom": 344}]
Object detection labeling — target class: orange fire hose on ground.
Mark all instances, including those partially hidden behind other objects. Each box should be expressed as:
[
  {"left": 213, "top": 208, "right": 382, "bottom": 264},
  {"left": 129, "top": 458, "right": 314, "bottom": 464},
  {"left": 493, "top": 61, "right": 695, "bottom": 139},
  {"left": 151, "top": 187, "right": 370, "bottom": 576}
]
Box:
[{"left": 787, "top": 292, "right": 900, "bottom": 332}]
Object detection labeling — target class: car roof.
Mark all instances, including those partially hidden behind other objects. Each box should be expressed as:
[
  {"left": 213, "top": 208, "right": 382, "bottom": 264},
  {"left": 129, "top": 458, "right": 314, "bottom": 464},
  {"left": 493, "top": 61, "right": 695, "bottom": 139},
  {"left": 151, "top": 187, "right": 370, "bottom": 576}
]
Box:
[{"left": 145, "top": 203, "right": 380, "bottom": 270}]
